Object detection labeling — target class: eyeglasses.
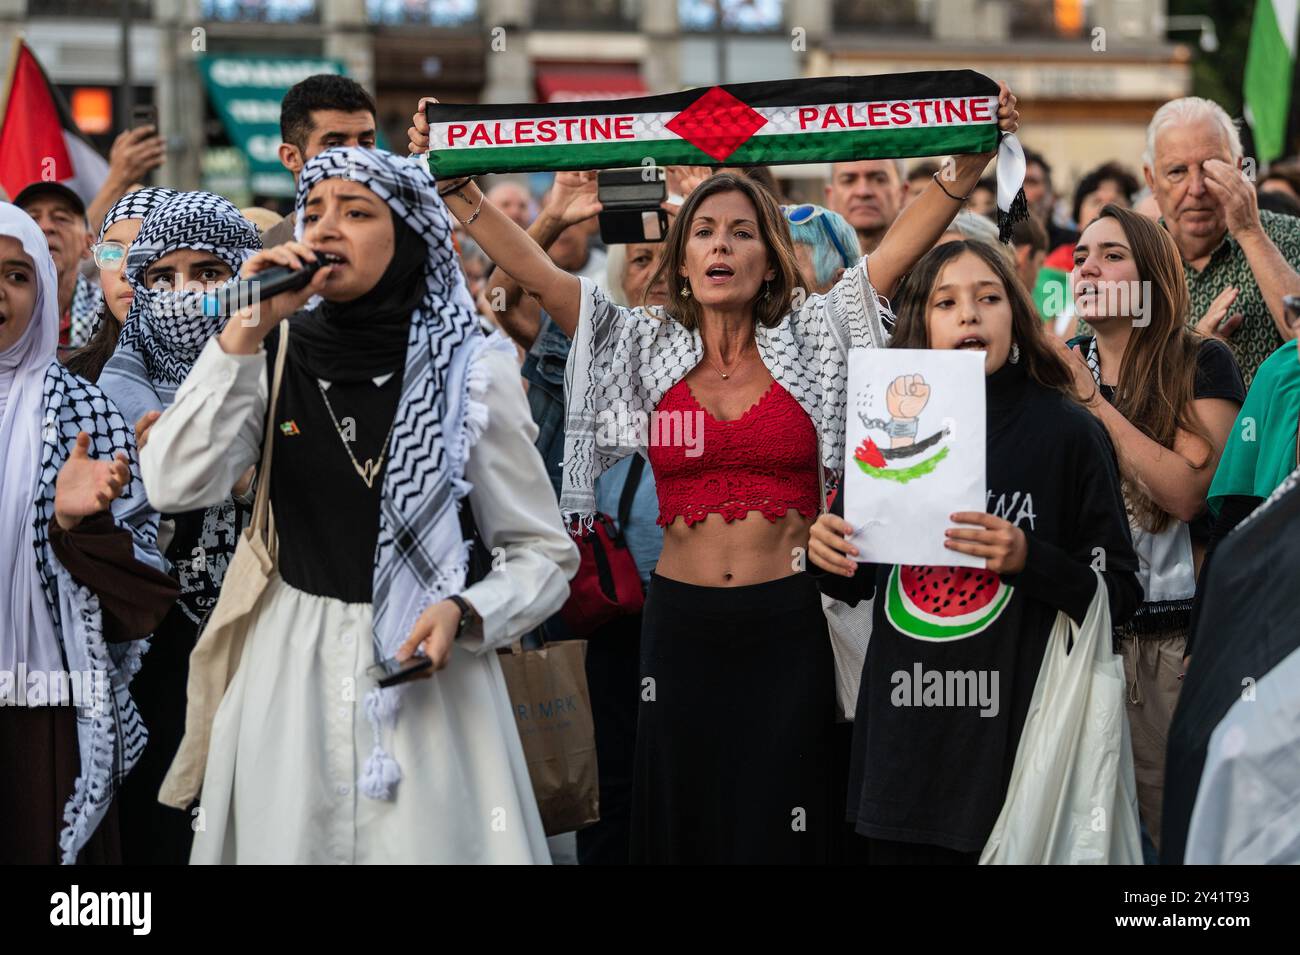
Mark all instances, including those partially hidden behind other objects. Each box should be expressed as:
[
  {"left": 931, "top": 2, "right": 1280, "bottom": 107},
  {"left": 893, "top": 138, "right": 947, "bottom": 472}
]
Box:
[
  {"left": 781, "top": 204, "right": 856, "bottom": 270},
  {"left": 92, "top": 241, "right": 127, "bottom": 271}
]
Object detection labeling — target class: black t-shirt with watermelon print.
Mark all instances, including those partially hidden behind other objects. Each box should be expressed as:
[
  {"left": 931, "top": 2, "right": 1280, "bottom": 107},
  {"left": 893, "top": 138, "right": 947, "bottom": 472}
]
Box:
[{"left": 812, "top": 359, "right": 1142, "bottom": 854}]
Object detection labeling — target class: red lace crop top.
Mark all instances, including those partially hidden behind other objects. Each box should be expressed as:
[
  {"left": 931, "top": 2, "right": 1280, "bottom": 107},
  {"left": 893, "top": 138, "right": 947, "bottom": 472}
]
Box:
[{"left": 646, "top": 378, "right": 820, "bottom": 526}]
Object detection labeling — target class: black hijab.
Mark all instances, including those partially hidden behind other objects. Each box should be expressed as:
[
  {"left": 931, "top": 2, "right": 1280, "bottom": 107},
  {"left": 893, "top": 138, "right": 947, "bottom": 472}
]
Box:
[{"left": 288, "top": 208, "right": 428, "bottom": 382}]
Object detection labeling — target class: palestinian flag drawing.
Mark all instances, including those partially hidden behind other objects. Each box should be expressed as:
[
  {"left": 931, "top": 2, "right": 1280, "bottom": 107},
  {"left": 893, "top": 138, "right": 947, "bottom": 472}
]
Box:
[
  {"left": 853, "top": 429, "right": 951, "bottom": 484},
  {"left": 852, "top": 372, "right": 951, "bottom": 484},
  {"left": 427, "top": 70, "right": 1000, "bottom": 177},
  {"left": 0, "top": 37, "right": 108, "bottom": 207},
  {"left": 1162, "top": 468, "right": 1300, "bottom": 864}
]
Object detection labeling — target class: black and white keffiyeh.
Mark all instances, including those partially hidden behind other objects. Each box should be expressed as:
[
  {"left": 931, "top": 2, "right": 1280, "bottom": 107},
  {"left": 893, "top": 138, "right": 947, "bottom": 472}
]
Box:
[
  {"left": 97, "top": 187, "right": 178, "bottom": 243},
  {"left": 560, "top": 260, "right": 892, "bottom": 524},
  {"left": 66, "top": 188, "right": 178, "bottom": 349},
  {"left": 0, "top": 203, "right": 165, "bottom": 864},
  {"left": 105, "top": 190, "right": 261, "bottom": 401},
  {"left": 68, "top": 274, "right": 103, "bottom": 350},
  {"left": 294, "top": 147, "right": 499, "bottom": 800},
  {"left": 97, "top": 191, "right": 260, "bottom": 623}
]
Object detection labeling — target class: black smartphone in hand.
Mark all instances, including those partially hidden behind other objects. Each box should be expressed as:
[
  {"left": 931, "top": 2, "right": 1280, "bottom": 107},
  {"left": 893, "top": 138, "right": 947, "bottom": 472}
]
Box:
[
  {"left": 131, "top": 104, "right": 159, "bottom": 132},
  {"left": 366, "top": 654, "right": 433, "bottom": 688},
  {"left": 597, "top": 167, "right": 668, "bottom": 244}
]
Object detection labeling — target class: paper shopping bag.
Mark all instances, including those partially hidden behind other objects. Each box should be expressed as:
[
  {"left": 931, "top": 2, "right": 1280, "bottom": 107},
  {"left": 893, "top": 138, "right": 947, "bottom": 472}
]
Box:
[{"left": 497, "top": 640, "right": 600, "bottom": 835}]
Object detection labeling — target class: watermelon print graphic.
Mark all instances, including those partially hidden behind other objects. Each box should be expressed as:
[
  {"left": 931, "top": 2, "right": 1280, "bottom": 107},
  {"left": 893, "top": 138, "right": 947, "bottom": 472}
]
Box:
[{"left": 885, "top": 564, "right": 1013, "bottom": 640}]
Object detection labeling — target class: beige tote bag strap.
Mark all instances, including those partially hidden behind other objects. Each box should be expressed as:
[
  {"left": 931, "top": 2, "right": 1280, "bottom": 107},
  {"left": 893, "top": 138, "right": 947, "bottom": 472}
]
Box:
[{"left": 249, "top": 319, "right": 290, "bottom": 548}]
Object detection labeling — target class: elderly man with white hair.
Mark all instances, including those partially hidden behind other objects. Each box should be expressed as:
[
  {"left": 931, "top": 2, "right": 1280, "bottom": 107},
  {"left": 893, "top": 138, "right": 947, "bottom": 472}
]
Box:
[{"left": 1144, "top": 96, "right": 1300, "bottom": 386}]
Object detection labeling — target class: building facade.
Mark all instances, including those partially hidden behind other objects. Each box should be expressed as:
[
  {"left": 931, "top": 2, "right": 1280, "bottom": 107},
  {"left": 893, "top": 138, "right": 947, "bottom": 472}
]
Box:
[{"left": 1, "top": 0, "right": 1192, "bottom": 203}]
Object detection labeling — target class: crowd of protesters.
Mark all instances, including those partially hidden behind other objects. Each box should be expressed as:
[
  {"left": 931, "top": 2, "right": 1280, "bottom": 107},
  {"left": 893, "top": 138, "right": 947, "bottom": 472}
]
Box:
[{"left": 1, "top": 69, "right": 1297, "bottom": 866}]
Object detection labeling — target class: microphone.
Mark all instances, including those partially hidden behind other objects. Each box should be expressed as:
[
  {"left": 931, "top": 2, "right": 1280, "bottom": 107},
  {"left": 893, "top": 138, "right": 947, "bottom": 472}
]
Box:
[{"left": 201, "top": 253, "right": 341, "bottom": 318}]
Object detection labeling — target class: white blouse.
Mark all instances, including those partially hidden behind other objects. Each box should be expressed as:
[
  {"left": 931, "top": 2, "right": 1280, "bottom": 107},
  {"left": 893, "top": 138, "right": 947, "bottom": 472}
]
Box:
[{"left": 140, "top": 336, "right": 579, "bottom": 651}]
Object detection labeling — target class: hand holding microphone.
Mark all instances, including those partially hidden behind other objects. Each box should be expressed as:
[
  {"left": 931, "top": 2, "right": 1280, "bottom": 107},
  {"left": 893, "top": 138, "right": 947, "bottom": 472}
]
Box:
[{"left": 218, "top": 242, "right": 337, "bottom": 355}]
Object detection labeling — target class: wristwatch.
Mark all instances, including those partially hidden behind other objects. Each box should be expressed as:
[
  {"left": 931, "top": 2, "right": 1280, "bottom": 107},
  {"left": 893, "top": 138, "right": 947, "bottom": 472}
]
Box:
[{"left": 448, "top": 594, "right": 479, "bottom": 640}]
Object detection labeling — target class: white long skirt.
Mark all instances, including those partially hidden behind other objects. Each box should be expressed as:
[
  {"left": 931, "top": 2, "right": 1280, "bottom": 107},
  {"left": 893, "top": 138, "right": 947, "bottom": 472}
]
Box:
[{"left": 190, "top": 576, "right": 551, "bottom": 864}]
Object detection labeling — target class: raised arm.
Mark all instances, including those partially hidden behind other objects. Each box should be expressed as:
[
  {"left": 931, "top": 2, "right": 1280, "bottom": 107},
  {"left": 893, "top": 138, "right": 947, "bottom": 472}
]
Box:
[
  {"left": 440, "top": 178, "right": 583, "bottom": 336},
  {"left": 409, "top": 98, "right": 582, "bottom": 334},
  {"left": 481, "top": 171, "right": 602, "bottom": 348},
  {"left": 1202, "top": 159, "right": 1300, "bottom": 341},
  {"left": 868, "top": 82, "right": 1020, "bottom": 299}
]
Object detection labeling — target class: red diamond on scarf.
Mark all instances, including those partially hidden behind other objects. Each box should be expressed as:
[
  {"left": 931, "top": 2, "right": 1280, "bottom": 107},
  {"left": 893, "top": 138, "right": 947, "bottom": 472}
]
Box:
[{"left": 665, "top": 87, "right": 767, "bottom": 162}]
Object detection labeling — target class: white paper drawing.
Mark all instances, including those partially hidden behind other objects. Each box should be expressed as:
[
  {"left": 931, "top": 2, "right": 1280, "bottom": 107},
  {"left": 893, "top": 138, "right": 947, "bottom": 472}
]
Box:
[{"left": 844, "top": 348, "right": 987, "bottom": 568}]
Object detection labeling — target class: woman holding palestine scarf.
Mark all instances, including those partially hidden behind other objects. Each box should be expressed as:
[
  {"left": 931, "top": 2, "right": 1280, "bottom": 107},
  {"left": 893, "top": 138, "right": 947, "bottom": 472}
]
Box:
[{"left": 411, "top": 81, "right": 1022, "bottom": 863}]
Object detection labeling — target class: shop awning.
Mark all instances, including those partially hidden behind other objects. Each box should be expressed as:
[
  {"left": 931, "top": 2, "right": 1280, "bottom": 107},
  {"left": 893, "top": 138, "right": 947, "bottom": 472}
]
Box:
[
  {"left": 535, "top": 68, "right": 647, "bottom": 103},
  {"left": 198, "top": 56, "right": 347, "bottom": 199}
]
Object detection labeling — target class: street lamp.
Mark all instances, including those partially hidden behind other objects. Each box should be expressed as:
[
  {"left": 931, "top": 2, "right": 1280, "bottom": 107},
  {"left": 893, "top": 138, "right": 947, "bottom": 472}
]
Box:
[{"left": 119, "top": 0, "right": 133, "bottom": 124}]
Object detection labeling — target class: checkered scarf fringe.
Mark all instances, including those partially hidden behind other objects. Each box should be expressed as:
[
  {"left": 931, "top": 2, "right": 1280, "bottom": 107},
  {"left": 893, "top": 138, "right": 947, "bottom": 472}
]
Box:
[{"left": 38, "top": 364, "right": 162, "bottom": 863}]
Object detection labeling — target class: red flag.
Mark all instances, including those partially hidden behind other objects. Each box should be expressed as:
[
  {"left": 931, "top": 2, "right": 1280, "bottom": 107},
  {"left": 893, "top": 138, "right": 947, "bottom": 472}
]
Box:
[{"left": 0, "top": 38, "right": 106, "bottom": 204}]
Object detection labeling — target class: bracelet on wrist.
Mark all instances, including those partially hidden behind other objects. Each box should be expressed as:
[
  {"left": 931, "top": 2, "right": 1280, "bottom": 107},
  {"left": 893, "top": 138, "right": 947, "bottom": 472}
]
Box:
[
  {"left": 437, "top": 177, "right": 472, "bottom": 198},
  {"left": 932, "top": 171, "right": 973, "bottom": 202}
]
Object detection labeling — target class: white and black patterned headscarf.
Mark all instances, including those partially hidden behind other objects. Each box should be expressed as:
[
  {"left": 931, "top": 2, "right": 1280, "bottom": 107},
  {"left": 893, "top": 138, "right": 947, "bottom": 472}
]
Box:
[
  {"left": 68, "top": 274, "right": 102, "bottom": 350},
  {"left": 97, "top": 191, "right": 260, "bottom": 623},
  {"left": 97, "top": 187, "right": 177, "bottom": 244},
  {"left": 65, "top": 188, "right": 177, "bottom": 349},
  {"left": 102, "top": 190, "right": 261, "bottom": 407},
  {"left": 0, "top": 202, "right": 165, "bottom": 863},
  {"left": 295, "top": 147, "right": 498, "bottom": 800}
]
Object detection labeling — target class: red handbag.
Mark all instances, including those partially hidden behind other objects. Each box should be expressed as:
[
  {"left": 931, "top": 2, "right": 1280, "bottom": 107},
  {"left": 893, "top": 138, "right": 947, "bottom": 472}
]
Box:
[{"left": 560, "top": 456, "right": 646, "bottom": 636}]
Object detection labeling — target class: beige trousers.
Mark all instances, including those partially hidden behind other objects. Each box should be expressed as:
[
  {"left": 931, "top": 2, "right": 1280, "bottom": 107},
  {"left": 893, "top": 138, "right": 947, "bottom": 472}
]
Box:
[{"left": 1117, "top": 625, "right": 1187, "bottom": 852}]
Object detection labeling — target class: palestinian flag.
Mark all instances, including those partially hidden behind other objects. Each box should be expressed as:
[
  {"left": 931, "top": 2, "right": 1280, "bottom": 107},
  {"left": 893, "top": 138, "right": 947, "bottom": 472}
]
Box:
[
  {"left": 1162, "top": 469, "right": 1300, "bottom": 863},
  {"left": 426, "top": 69, "right": 1025, "bottom": 237},
  {"left": 0, "top": 37, "right": 109, "bottom": 206}
]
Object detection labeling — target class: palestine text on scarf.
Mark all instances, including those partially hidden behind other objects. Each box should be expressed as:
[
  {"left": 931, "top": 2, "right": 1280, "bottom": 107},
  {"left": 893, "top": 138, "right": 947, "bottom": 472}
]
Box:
[{"left": 438, "top": 95, "right": 996, "bottom": 149}]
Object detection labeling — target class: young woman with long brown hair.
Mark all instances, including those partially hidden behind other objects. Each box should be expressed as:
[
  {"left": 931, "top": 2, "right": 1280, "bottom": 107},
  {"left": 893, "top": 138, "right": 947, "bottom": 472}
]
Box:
[
  {"left": 1058, "top": 203, "right": 1244, "bottom": 851},
  {"left": 808, "top": 239, "right": 1141, "bottom": 864}
]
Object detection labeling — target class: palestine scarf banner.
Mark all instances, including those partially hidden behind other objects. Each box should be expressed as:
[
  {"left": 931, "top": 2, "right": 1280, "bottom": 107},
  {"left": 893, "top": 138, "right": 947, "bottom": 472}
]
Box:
[{"left": 426, "top": 69, "right": 1027, "bottom": 238}]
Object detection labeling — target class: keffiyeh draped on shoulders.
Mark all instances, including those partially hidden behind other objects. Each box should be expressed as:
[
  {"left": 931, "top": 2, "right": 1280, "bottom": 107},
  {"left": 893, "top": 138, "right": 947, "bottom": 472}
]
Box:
[
  {"left": 97, "top": 190, "right": 260, "bottom": 624},
  {"left": 293, "top": 147, "right": 503, "bottom": 801},
  {"left": 560, "top": 255, "right": 891, "bottom": 524},
  {"left": 0, "top": 202, "right": 165, "bottom": 864}
]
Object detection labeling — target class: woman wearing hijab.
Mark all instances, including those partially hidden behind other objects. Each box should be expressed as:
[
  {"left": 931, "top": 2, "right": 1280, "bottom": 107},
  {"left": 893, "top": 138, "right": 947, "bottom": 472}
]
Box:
[
  {"left": 0, "top": 203, "right": 175, "bottom": 864},
  {"left": 140, "top": 148, "right": 579, "bottom": 863},
  {"left": 65, "top": 187, "right": 176, "bottom": 383},
  {"left": 96, "top": 191, "right": 261, "bottom": 863}
]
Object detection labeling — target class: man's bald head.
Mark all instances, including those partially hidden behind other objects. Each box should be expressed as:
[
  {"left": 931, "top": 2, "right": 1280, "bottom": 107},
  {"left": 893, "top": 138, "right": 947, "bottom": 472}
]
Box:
[{"left": 486, "top": 181, "right": 535, "bottom": 229}]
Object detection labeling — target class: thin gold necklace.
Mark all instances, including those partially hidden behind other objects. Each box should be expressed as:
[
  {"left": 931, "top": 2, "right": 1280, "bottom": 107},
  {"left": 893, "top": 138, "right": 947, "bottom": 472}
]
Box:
[
  {"left": 705, "top": 339, "right": 753, "bottom": 380},
  {"left": 316, "top": 381, "right": 397, "bottom": 489}
]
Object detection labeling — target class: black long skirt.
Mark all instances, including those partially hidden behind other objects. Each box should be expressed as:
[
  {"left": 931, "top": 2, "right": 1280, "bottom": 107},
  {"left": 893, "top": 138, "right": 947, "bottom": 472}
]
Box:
[
  {"left": 631, "top": 572, "right": 838, "bottom": 864},
  {"left": 0, "top": 705, "right": 121, "bottom": 864},
  {"left": 115, "top": 604, "right": 199, "bottom": 864}
]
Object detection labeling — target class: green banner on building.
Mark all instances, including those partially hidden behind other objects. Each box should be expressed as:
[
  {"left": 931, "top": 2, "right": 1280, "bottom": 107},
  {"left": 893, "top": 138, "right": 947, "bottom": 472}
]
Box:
[{"left": 199, "top": 56, "right": 346, "bottom": 198}]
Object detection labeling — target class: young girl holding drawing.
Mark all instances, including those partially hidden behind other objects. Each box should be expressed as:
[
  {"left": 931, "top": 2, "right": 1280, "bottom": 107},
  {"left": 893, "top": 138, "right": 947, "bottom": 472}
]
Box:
[{"left": 808, "top": 239, "right": 1142, "bottom": 864}]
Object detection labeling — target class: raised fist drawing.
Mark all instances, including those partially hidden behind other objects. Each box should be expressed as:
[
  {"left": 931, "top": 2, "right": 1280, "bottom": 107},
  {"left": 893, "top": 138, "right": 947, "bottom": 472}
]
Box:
[{"left": 886, "top": 374, "right": 930, "bottom": 420}]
